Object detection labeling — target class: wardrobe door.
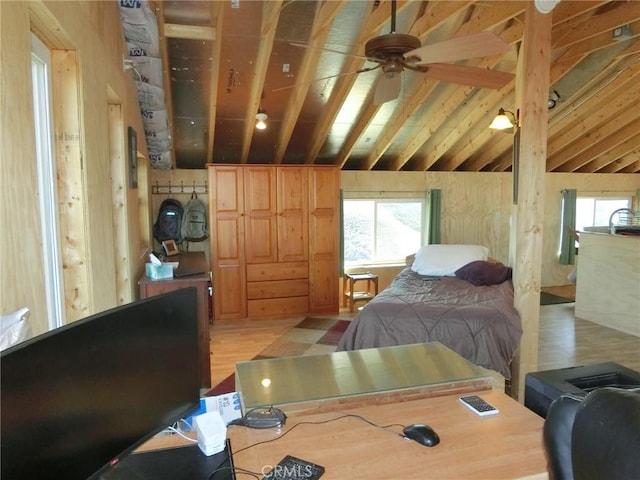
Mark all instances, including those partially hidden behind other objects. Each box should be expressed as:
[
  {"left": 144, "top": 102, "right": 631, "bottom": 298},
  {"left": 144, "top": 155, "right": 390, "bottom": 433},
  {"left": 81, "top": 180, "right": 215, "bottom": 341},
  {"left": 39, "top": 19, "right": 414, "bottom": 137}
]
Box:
[
  {"left": 308, "top": 167, "right": 339, "bottom": 313},
  {"left": 208, "top": 166, "right": 246, "bottom": 319},
  {"left": 244, "top": 166, "right": 277, "bottom": 264},
  {"left": 277, "top": 167, "right": 308, "bottom": 263}
]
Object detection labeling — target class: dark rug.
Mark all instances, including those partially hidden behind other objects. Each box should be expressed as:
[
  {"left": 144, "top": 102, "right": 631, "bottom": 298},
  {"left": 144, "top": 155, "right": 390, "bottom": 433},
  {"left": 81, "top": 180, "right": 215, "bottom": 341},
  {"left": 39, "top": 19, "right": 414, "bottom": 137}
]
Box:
[
  {"left": 206, "top": 317, "right": 351, "bottom": 396},
  {"left": 540, "top": 292, "right": 575, "bottom": 305}
]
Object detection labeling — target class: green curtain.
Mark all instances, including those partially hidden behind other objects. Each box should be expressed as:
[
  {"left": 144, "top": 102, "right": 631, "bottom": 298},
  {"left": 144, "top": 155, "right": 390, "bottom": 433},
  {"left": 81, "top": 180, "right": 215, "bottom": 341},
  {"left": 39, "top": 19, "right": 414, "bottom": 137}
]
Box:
[
  {"left": 559, "top": 189, "right": 577, "bottom": 265},
  {"left": 427, "top": 189, "right": 441, "bottom": 245},
  {"left": 339, "top": 189, "right": 344, "bottom": 276}
]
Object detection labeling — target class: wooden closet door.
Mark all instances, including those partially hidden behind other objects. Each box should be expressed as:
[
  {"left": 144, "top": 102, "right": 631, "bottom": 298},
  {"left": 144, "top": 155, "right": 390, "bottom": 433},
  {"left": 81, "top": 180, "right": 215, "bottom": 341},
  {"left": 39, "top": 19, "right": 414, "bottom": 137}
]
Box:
[
  {"left": 277, "top": 167, "right": 308, "bottom": 263},
  {"left": 244, "top": 167, "right": 277, "bottom": 264},
  {"left": 308, "top": 167, "right": 339, "bottom": 313},
  {"left": 208, "top": 166, "right": 246, "bottom": 319}
]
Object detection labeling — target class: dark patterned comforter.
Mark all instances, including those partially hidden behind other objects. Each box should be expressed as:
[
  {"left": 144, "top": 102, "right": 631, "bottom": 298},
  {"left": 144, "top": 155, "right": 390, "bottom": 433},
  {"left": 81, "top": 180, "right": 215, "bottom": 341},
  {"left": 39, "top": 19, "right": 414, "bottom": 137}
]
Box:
[{"left": 336, "top": 268, "right": 522, "bottom": 379}]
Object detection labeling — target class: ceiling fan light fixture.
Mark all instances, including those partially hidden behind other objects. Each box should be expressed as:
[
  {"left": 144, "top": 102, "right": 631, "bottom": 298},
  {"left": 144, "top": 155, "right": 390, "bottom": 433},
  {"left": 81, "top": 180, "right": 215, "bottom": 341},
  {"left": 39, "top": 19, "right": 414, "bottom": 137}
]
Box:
[
  {"left": 255, "top": 109, "right": 268, "bottom": 130},
  {"left": 489, "top": 108, "right": 516, "bottom": 130},
  {"left": 534, "top": 0, "right": 561, "bottom": 14}
]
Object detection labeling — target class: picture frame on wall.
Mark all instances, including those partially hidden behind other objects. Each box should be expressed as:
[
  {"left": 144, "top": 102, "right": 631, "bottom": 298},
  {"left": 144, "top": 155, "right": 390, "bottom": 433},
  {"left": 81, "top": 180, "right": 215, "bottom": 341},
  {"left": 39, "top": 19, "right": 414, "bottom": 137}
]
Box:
[
  {"left": 512, "top": 128, "right": 520, "bottom": 205},
  {"left": 128, "top": 126, "right": 138, "bottom": 189},
  {"left": 162, "top": 239, "right": 180, "bottom": 257}
]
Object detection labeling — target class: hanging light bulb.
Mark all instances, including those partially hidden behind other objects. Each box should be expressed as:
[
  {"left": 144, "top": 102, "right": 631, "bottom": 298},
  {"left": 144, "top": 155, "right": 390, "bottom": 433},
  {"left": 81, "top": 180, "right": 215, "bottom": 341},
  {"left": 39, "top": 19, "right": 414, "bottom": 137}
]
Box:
[{"left": 255, "top": 109, "right": 268, "bottom": 130}]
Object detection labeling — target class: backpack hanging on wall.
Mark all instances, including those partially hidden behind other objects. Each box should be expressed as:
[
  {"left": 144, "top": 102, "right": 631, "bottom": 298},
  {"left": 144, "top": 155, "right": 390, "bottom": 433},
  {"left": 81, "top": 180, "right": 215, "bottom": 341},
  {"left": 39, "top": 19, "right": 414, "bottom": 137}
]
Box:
[
  {"left": 181, "top": 192, "right": 208, "bottom": 242},
  {"left": 153, "top": 198, "right": 184, "bottom": 244}
]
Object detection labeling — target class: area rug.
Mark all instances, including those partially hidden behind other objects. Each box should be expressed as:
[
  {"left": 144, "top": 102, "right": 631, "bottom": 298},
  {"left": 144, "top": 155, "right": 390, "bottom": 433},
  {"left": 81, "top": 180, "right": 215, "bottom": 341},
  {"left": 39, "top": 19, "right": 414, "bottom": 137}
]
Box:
[
  {"left": 206, "top": 317, "right": 351, "bottom": 396},
  {"left": 540, "top": 292, "right": 575, "bottom": 305}
]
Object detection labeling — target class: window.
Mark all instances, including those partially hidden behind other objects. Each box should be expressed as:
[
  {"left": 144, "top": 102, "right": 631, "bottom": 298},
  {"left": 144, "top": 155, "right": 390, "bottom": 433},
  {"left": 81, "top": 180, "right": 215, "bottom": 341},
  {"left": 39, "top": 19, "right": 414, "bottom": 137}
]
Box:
[
  {"left": 576, "top": 196, "right": 632, "bottom": 232},
  {"left": 31, "top": 34, "right": 65, "bottom": 330},
  {"left": 343, "top": 198, "right": 424, "bottom": 265}
]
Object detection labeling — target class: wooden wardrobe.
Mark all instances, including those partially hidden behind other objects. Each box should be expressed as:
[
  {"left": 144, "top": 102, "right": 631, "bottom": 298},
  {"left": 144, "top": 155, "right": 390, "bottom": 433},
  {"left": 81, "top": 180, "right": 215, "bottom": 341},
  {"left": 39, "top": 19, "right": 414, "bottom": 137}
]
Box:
[{"left": 208, "top": 164, "right": 340, "bottom": 320}]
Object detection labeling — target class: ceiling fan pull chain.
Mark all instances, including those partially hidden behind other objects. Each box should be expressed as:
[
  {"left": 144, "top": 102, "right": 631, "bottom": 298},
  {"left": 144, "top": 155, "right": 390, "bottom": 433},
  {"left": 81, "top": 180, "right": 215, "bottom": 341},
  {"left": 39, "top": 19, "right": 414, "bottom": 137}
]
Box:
[{"left": 390, "top": 0, "right": 397, "bottom": 33}]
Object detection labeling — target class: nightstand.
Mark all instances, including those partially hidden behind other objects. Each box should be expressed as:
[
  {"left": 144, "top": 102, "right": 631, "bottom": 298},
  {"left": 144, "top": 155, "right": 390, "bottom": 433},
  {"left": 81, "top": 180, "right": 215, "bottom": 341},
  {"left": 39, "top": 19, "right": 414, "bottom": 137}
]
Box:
[{"left": 343, "top": 272, "right": 379, "bottom": 312}]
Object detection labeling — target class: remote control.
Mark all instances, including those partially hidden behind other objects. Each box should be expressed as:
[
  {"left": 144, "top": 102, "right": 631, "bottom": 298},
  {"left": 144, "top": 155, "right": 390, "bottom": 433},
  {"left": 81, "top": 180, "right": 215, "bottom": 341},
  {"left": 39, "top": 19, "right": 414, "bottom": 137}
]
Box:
[
  {"left": 263, "top": 455, "right": 324, "bottom": 480},
  {"left": 459, "top": 395, "right": 499, "bottom": 416}
]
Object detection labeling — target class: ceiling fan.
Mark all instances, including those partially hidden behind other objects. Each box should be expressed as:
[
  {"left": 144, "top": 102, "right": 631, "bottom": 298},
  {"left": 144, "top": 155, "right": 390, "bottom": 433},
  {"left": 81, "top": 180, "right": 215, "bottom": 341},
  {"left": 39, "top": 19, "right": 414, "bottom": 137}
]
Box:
[{"left": 288, "top": 0, "right": 515, "bottom": 104}]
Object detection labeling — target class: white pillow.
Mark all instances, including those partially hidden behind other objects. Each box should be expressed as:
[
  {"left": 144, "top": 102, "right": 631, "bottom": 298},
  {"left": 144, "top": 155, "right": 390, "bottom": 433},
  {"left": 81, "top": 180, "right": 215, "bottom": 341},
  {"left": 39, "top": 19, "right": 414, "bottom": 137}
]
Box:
[{"left": 411, "top": 244, "right": 489, "bottom": 276}]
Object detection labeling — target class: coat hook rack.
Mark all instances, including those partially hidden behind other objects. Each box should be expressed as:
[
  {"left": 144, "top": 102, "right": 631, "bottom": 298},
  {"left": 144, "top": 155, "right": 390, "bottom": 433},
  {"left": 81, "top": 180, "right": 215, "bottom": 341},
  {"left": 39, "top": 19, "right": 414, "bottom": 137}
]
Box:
[{"left": 152, "top": 180, "right": 208, "bottom": 195}]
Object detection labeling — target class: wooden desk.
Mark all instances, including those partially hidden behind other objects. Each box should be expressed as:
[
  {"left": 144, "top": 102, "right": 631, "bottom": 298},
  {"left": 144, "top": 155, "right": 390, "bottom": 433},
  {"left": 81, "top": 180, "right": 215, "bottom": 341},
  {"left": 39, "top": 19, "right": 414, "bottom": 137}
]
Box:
[
  {"left": 140, "top": 389, "right": 547, "bottom": 479},
  {"left": 229, "top": 389, "right": 546, "bottom": 479},
  {"left": 139, "top": 252, "right": 211, "bottom": 389}
]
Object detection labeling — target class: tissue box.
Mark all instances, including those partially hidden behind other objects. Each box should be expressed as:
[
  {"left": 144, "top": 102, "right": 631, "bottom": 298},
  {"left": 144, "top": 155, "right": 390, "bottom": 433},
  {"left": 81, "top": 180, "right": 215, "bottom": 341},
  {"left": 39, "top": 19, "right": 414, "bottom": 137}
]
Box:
[{"left": 145, "top": 263, "right": 174, "bottom": 280}]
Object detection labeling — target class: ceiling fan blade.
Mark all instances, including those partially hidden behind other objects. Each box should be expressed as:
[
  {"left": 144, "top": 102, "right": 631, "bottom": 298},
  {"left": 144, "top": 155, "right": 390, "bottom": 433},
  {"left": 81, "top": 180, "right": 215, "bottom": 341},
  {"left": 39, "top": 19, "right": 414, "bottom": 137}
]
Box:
[
  {"left": 406, "top": 31, "right": 510, "bottom": 65},
  {"left": 290, "top": 42, "right": 370, "bottom": 61},
  {"left": 272, "top": 64, "right": 381, "bottom": 93},
  {"left": 374, "top": 73, "right": 402, "bottom": 105},
  {"left": 421, "top": 63, "right": 514, "bottom": 89}
]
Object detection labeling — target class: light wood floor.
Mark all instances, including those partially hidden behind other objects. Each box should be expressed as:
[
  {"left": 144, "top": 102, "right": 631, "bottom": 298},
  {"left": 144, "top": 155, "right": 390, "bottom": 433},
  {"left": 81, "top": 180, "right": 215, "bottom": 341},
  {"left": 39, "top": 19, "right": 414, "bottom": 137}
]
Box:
[{"left": 208, "top": 300, "right": 640, "bottom": 388}]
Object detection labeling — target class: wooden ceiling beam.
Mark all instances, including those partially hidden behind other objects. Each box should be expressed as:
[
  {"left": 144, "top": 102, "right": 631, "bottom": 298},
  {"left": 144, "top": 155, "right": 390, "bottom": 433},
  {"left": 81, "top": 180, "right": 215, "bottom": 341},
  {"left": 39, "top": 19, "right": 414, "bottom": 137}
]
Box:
[
  {"left": 552, "top": 115, "right": 640, "bottom": 172},
  {"left": 412, "top": 20, "right": 525, "bottom": 172},
  {"left": 552, "top": 2, "right": 640, "bottom": 50},
  {"left": 337, "top": 1, "right": 475, "bottom": 170},
  {"left": 164, "top": 23, "right": 215, "bottom": 40},
  {"left": 577, "top": 133, "right": 640, "bottom": 173},
  {"left": 617, "top": 157, "right": 640, "bottom": 173},
  {"left": 272, "top": 1, "right": 346, "bottom": 164},
  {"left": 239, "top": 0, "right": 282, "bottom": 164},
  {"left": 550, "top": 1, "right": 608, "bottom": 27},
  {"left": 363, "top": 1, "right": 523, "bottom": 171},
  {"left": 547, "top": 81, "right": 640, "bottom": 162},
  {"left": 206, "top": 2, "right": 223, "bottom": 164},
  {"left": 558, "top": 19, "right": 640, "bottom": 61},
  {"left": 303, "top": 0, "right": 413, "bottom": 164}
]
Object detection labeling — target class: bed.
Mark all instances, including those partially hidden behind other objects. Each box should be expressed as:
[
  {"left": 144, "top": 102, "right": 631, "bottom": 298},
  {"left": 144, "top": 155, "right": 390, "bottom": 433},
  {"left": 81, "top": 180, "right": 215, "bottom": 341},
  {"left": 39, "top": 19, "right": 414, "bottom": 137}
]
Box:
[{"left": 336, "top": 245, "right": 522, "bottom": 380}]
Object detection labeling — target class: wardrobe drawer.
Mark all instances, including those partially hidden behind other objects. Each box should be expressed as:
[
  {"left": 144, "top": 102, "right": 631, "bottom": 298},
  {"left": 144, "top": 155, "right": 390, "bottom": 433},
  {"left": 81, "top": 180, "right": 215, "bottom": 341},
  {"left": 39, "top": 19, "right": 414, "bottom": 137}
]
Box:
[
  {"left": 248, "top": 297, "right": 309, "bottom": 317},
  {"left": 247, "top": 279, "right": 309, "bottom": 300},
  {"left": 246, "top": 261, "right": 308, "bottom": 281}
]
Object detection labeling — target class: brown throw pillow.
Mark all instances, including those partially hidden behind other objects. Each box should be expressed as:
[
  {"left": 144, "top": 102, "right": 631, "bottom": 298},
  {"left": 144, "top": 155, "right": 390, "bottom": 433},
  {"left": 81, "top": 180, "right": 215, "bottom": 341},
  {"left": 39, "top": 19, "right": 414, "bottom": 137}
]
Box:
[{"left": 455, "top": 260, "right": 512, "bottom": 286}]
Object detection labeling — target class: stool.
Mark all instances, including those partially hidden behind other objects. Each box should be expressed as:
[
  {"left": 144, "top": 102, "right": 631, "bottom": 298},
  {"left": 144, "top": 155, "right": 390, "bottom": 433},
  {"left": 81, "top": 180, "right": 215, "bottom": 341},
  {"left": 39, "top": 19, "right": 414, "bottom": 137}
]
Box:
[{"left": 343, "top": 272, "right": 379, "bottom": 312}]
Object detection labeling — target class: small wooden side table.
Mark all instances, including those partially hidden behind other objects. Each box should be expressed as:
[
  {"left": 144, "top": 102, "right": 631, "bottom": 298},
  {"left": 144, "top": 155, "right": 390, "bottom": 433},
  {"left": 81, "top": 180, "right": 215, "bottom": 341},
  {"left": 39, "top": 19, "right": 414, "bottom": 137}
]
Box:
[{"left": 343, "top": 272, "right": 379, "bottom": 312}]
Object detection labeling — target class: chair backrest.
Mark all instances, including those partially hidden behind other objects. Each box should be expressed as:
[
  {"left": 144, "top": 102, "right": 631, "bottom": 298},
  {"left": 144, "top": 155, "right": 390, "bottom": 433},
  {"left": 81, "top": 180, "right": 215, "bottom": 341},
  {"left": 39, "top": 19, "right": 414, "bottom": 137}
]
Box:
[
  {"left": 543, "top": 387, "right": 640, "bottom": 480},
  {"left": 572, "top": 387, "right": 640, "bottom": 480}
]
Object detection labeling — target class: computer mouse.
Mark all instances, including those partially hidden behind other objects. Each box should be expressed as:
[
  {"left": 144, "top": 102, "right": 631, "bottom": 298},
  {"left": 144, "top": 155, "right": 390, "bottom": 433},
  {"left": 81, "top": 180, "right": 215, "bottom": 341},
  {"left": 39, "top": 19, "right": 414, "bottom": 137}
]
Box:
[{"left": 402, "top": 424, "right": 440, "bottom": 447}]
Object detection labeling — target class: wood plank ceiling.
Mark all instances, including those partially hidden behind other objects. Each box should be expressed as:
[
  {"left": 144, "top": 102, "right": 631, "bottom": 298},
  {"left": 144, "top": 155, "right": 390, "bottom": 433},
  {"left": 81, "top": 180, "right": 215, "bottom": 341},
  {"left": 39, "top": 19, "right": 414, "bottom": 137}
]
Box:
[{"left": 155, "top": 0, "right": 640, "bottom": 173}]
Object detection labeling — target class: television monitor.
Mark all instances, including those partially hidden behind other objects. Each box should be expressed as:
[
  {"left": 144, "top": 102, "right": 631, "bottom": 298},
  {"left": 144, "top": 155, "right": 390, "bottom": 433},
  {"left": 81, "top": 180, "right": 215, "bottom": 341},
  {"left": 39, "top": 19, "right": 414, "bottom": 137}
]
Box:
[{"left": 1, "top": 288, "right": 201, "bottom": 479}]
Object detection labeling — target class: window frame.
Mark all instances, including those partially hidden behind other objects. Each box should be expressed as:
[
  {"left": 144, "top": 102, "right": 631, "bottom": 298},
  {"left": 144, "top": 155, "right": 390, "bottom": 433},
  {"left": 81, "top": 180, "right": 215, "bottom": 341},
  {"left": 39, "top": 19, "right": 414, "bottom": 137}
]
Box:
[
  {"left": 31, "top": 33, "right": 65, "bottom": 330},
  {"left": 342, "top": 195, "right": 426, "bottom": 267},
  {"left": 576, "top": 195, "right": 632, "bottom": 232}
]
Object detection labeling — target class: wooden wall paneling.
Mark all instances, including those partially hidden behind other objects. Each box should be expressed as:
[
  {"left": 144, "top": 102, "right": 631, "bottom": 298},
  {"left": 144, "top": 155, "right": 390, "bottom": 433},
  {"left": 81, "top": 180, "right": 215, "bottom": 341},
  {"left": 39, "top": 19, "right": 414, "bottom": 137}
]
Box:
[
  {"left": 52, "top": 49, "right": 91, "bottom": 323},
  {"left": 108, "top": 104, "right": 131, "bottom": 306},
  {"left": 0, "top": 3, "right": 49, "bottom": 335},
  {"left": 209, "top": 166, "right": 246, "bottom": 319},
  {"left": 510, "top": 2, "right": 552, "bottom": 401}
]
